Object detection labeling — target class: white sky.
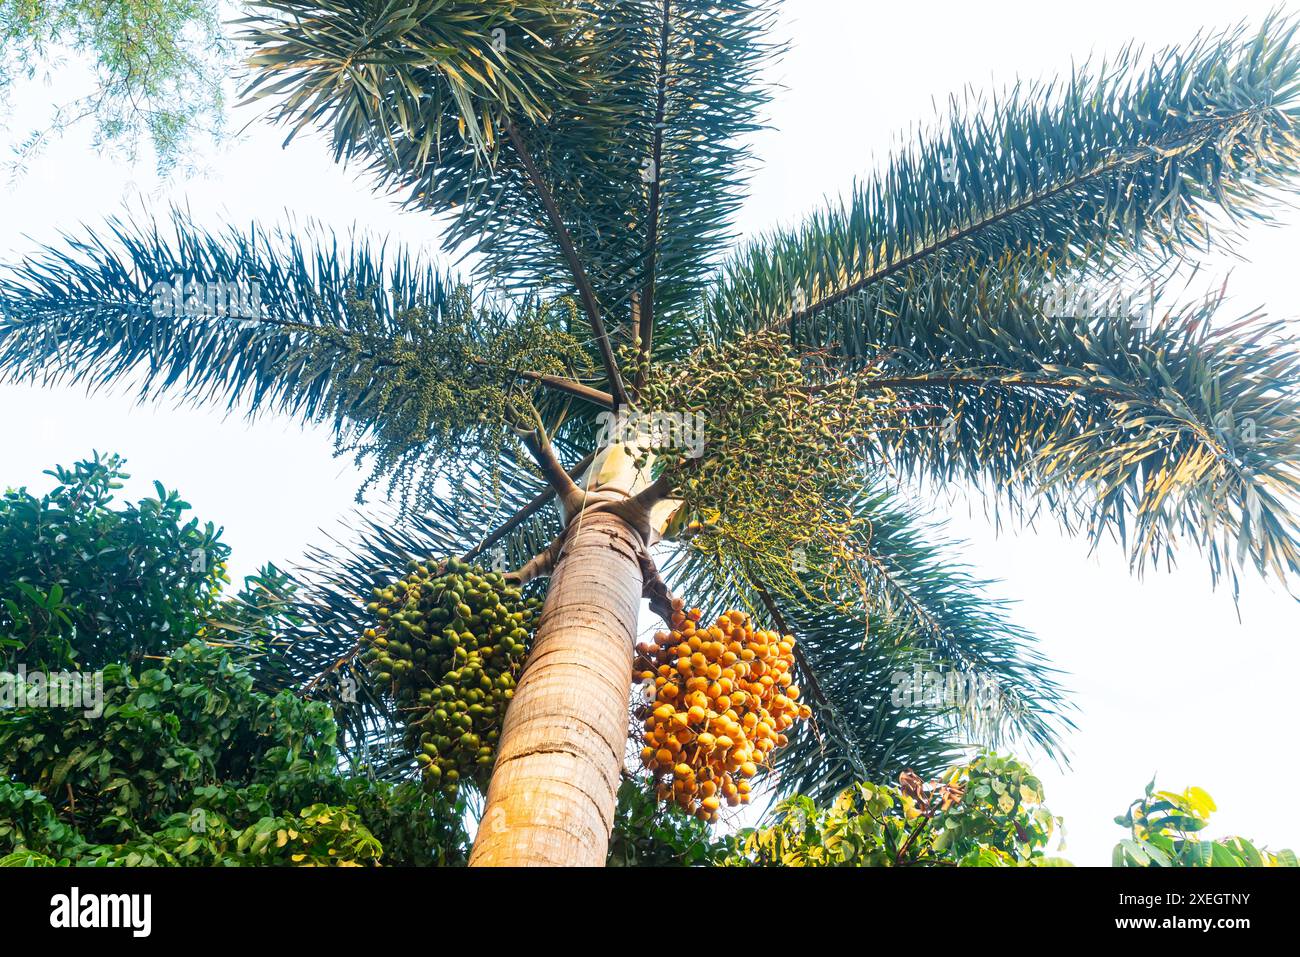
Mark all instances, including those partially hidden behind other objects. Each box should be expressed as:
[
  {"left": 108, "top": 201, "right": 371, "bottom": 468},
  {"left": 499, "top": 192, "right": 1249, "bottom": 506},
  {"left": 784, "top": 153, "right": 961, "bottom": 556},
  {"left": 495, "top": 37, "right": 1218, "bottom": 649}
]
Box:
[{"left": 2, "top": 0, "right": 1299, "bottom": 864}]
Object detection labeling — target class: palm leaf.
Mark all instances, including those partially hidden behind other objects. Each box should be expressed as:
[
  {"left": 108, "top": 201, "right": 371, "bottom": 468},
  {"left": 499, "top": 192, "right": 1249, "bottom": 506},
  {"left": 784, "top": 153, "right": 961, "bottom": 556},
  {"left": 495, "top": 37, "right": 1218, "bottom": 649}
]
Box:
[
  {"left": 241, "top": 0, "right": 778, "bottom": 352},
  {"left": 0, "top": 209, "right": 457, "bottom": 417},
  {"left": 705, "top": 15, "right": 1300, "bottom": 340}
]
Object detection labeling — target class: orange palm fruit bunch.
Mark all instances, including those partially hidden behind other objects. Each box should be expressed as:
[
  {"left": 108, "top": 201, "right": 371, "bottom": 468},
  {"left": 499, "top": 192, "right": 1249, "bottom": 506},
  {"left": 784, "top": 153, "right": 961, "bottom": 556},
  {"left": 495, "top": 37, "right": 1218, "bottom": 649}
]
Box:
[{"left": 634, "top": 600, "right": 813, "bottom": 823}]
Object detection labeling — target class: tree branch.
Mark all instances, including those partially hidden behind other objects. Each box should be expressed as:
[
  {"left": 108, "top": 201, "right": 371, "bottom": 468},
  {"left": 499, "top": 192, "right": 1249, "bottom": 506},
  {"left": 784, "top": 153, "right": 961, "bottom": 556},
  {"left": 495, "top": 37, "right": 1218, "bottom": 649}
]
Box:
[
  {"left": 512, "top": 368, "right": 614, "bottom": 408},
  {"left": 504, "top": 119, "right": 629, "bottom": 408},
  {"left": 508, "top": 534, "right": 568, "bottom": 585},
  {"left": 640, "top": 548, "right": 676, "bottom": 625},
  {"left": 636, "top": 0, "right": 671, "bottom": 386},
  {"left": 628, "top": 472, "right": 673, "bottom": 514},
  {"left": 514, "top": 422, "right": 586, "bottom": 520}
]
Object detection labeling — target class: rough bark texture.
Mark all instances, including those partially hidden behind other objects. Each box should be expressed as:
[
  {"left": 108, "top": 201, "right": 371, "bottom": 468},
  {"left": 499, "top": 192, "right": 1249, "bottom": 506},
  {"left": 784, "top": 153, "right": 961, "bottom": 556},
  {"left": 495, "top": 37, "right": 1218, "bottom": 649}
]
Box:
[{"left": 469, "top": 508, "right": 643, "bottom": 866}]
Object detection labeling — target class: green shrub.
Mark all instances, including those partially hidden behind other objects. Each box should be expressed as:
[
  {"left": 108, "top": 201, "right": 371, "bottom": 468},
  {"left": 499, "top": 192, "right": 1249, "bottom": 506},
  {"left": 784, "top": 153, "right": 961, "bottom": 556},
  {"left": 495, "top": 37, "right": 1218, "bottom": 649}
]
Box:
[
  {"left": 725, "top": 753, "right": 1068, "bottom": 867},
  {"left": 1114, "top": 779, "right": 1298, "bottom": 867}
]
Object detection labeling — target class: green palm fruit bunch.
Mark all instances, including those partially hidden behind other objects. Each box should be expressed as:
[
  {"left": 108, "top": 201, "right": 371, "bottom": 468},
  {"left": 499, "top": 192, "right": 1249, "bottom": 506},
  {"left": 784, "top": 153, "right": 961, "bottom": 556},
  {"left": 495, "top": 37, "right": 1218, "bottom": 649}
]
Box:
[{"left": 359, "top": 556, "right": 544, "bottom": 795}]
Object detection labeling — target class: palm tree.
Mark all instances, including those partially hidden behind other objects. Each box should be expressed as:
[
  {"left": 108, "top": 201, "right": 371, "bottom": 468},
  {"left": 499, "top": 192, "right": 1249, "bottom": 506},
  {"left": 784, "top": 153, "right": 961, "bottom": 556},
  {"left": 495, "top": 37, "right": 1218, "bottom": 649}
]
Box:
[{"left": 3, "top": 2, "right": 1300, "bottom": 867}]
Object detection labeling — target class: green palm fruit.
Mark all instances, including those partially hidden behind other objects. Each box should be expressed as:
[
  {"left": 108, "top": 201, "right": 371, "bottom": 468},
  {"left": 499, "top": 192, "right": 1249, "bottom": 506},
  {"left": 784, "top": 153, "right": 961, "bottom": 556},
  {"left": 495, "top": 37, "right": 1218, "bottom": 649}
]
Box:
[{"left": 357, "top": 557, "right": 544, "bottom": 796}]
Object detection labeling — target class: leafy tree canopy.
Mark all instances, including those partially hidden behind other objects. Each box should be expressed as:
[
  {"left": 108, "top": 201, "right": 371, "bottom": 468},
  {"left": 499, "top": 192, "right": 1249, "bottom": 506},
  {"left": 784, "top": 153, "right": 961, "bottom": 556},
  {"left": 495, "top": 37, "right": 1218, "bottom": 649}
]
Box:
[
  {"left": 716, "top": 757, "right": 1298, "bottom": 868},
  {"left": 0, "top": 0, "right": 228, "bottom": 172},
  {"left": 0, "top": 455, "right": 468, "bottom": 866},
  {"left": 0, "top": 452, "right": 231, "bottom": 671},
  {"left": 1114, "top": 778, "right": 1298, "bottom": 868},
  {"left": 0, "top": 639, "right": 470, "bottom": 866},
  {"left": 723, "top": 753, "right": 1069, "bottom": 867}
]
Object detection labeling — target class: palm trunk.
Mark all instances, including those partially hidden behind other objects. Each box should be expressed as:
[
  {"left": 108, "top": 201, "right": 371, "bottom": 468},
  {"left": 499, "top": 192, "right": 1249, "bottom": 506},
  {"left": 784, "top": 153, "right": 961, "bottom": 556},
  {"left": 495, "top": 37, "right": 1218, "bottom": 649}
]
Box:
[{"left": 469, "top": 506, "right": 643, "bottom": 866}]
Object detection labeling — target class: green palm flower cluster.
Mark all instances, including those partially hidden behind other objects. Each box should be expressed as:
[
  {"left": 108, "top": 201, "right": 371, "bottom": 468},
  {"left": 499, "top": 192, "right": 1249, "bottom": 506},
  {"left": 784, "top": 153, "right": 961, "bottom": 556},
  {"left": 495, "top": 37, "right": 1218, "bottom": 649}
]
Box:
[
  {"left": 291, "top": 289, "right": 592, "bottom": 506},
  {"left": 636, "top": 330, "right": 901, "bottom": 599}
]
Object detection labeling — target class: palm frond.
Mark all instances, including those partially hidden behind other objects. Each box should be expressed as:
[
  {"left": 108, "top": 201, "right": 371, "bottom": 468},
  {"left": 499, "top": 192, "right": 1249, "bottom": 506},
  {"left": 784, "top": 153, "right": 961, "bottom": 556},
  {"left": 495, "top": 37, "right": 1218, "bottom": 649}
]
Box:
[
  {"left": 0, "top": 210, "right": 607, "bottom": 506},
  {"left": 0, "top": 209, "right": 456, "bottom": 415},
  {"left": 844, "top": 268, "right": 1300, "bottom": 590},
  {"left": 690, "top": 18, "right": 1300, "bottom": 591},
  {"left": 241, "top": 0, "right": 778, "bottom": 353},
  {"left": 705, "top": 15, "right": 1300, "bottom": 340},
  {"left": 240, "top": 0, "right": 587, "bottom": 154}
]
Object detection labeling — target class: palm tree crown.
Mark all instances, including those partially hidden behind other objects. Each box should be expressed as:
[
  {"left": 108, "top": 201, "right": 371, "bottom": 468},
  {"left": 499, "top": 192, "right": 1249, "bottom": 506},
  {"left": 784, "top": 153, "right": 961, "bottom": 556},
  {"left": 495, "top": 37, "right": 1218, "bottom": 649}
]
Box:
[{"left": 3, "top": 3, "right": 1299, "bottom": 823}]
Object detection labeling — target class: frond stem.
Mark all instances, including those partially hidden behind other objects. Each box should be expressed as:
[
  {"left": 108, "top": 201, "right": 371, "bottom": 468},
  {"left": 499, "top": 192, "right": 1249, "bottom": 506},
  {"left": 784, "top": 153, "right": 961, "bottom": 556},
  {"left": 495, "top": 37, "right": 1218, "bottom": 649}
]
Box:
[{"left": 504, "top": 119, "right": 629, "bottom": 408}]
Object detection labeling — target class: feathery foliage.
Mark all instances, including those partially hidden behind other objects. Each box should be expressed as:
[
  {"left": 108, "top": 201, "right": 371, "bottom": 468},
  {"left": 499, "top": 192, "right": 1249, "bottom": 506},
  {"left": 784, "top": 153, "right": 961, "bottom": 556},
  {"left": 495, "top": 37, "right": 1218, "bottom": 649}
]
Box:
[
  {"left": 241, "top": 0, "right": 776, "bottom": 360},
  {"left": 0, "top": 0, "right": 228, "bottom": 172},
  {"left": 700, "top": 16, "right": 1300, "bottom": 591},
  {"left": 0, "top": 211, "right": 599, "bottom": 505},
  {"left": 706, "top": 16, "right": 1300, "bottom": 339}
]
